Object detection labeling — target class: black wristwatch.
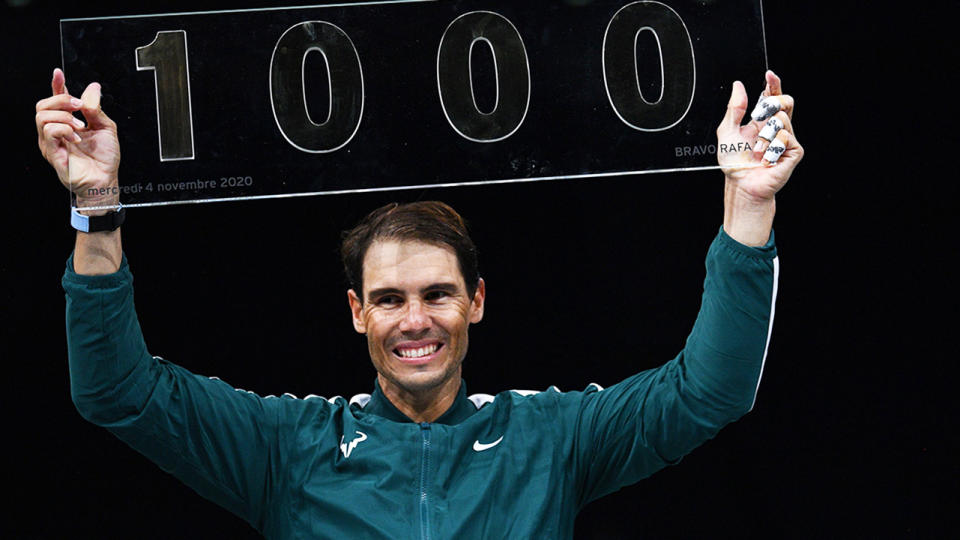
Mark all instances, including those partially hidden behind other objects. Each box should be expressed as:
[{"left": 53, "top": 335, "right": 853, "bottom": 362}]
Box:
[{"left": 70, "top": 205, "right": 126, "bottom": 233}]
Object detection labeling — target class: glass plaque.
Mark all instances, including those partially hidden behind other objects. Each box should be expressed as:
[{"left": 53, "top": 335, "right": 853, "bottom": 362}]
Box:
[{"left": 60, "top": 0, "right": 768, "bottom": 208}]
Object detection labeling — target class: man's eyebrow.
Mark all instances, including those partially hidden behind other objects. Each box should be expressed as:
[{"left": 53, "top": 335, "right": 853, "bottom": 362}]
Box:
[{"left": 425, "top": 283, "right": 460, "bottom": 294}]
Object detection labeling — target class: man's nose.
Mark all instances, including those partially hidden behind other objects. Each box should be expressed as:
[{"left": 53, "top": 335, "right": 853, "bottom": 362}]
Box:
[{"left": 398, "top": 300, "right": 430, "bottom": 333}]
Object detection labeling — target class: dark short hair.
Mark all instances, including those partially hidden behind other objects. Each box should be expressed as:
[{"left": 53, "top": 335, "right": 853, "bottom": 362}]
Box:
[{"left": 341, "top": 201, "right": 480, "bottom": 300}]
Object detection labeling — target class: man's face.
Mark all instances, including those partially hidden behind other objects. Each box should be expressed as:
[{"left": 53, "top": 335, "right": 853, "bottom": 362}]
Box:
[{"left": 348, "top": 239, "right": 485, "bottom": 397}]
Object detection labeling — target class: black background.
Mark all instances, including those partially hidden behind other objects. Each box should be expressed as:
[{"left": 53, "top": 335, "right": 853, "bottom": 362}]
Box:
[{"left": 2, "top": 1, "right": 957, "bottom": 538}]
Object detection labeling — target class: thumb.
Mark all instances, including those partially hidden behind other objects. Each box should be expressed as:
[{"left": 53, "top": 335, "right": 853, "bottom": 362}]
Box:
[
  {"left": 718, "top": 81, "right": 747, "bottom": 134},
  {"left": 79, "top": 82, "right": 114, "bottom": 129},
  {"left": 52, "top": 68, "right": 68, "bottom": 96}
]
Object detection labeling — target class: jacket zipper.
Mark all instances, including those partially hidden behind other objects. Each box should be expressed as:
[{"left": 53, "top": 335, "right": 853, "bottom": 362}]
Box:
[{"left": 419, "top": 422, "right": 432, "bottom": 540}]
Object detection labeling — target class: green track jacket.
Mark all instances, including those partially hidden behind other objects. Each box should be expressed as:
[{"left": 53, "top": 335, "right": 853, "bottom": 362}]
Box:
[{"left": 63, "top": 228, "right": 778, "bottom": 539}]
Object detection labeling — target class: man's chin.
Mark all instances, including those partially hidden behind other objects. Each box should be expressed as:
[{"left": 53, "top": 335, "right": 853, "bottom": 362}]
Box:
[
  {"left": 394, "top": 372, "right": 449, "bottom": 392},
  {"left": 381, "top": 366, "right": 460, "bottom": 395}
]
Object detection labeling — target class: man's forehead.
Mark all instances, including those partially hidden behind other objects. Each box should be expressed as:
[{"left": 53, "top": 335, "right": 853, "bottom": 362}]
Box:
[{"left": 362, "top": 239, "right": 464, "bottom": 290}]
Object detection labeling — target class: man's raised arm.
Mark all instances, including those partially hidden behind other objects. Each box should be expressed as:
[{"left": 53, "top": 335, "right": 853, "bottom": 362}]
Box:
[
  {"left": 570, "top": 71, "right": 803, "bottom": 505},
  {"left": 36, "top": 68, "right": 122, "bottom": 275},
  {"left": 37, "top": 69, "right": 298, "bottom": 532}
]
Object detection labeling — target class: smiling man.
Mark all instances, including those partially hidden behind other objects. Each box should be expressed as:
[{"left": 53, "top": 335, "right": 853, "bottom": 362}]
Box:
[
  {"left": 40, "top": 66, "right": 802, "bottom": 538},
  {"left": 342, "top": 203, "right": 486, "bottom": 423}
]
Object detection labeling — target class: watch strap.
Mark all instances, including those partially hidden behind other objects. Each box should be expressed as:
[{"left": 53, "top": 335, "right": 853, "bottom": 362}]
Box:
[{"left": 71, "top": 205, "right": 126, "bottom": 233}]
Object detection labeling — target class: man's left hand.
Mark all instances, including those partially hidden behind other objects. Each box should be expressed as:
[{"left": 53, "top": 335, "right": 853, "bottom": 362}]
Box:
[{"left": 717, "top": 71, "right": 803, "bottom": 246}]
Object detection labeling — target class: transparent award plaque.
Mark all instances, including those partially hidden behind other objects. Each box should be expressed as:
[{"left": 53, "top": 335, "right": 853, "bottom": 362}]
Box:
[{"left": 60, "top": 0, "right": 768, "bottom": 208}]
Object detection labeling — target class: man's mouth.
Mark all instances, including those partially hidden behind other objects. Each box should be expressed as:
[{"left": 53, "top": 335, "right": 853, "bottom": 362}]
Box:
[{"left": 393, "top": 342, "right": 443, "bottom": 360}]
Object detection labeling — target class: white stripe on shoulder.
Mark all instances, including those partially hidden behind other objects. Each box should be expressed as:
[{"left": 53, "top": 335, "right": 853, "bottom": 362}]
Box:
[
  {"left": 750, "top": 255, "right": 779, "bottom": 411},
  {"left": 350, "top": 394, "right": 372, "bottom": 407},
  {"left": 468, "top": 393, "right": 495, "bottom": 409},
  {"left": 586, "top": 382, "right": 604, "bottom": 392},
  {"left": 198, "top": 370, "right": 337, "bottom": 402},
  {"left": 509, "top": 386, "right": 563, "bottom": 397}
]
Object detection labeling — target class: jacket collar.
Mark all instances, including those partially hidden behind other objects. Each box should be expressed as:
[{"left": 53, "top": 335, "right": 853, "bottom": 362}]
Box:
[{"left": 360, "top": 378, "right": 477, "bottom": 425}]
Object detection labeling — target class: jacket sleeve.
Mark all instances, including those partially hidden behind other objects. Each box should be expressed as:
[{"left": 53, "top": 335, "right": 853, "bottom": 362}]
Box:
[
  {"left": 573, "top": 227, "right": 778, "bottom": 506},
  {"left": 62, "top": 253, "right": 293, "bottom": 531}
]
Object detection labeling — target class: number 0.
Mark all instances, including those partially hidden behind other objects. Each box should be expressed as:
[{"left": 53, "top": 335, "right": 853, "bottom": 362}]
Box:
[
  {"left": 602, "top": 1, "right": 696, "bottom": 131},
  {"left": 437, "top": 11, "right": 530, "bottom": 143},
  {"left": 270, "top": 21, "right": 365, "bottom": 153}
]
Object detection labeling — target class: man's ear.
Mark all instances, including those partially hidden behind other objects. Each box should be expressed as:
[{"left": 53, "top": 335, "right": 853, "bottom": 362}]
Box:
[
  {"left": 469, "top": 278, "right": 485, "bottom": 324},
  {"left": 347, "top": 289, "right": 367, "bottom": 333}
]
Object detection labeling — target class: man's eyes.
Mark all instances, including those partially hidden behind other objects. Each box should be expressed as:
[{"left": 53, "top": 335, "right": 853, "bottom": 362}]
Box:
[
  {"left": 374, "top": 295, "right": 402, "bottom": 306},
  {"left": 424, "top": 290, "right": 449, "bottom": 301},
  {"left": 373, "top": 291, "right": 451, "bottom": 305}
]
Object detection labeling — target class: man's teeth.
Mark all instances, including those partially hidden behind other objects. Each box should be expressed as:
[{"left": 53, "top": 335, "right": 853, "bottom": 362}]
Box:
[{"left": 397, "top": 344, "right": 439, "bottom": 358}]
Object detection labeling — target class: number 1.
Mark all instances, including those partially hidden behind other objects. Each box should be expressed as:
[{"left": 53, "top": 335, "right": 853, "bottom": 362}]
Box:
[{"left": 136, "top": 30, "right": 196, "bottom": 161}]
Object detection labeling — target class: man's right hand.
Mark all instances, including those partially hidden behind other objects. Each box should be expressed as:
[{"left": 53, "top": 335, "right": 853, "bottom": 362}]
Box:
[
  {"left": 39, "top": 68, "right": 124, "bottom": 275},
  {"left": 36, "top": 68, "right": 120, "bottom": 208}
]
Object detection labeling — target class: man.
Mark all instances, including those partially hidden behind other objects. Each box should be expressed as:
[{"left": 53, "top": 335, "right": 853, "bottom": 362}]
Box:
[{"left": 37, "top": 67, "right": 802, "bottom": 538}]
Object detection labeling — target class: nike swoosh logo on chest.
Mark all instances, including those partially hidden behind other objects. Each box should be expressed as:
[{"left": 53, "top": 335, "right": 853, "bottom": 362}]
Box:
[{"left": 473, "top": 436, "right": 504, "bottom": 452}]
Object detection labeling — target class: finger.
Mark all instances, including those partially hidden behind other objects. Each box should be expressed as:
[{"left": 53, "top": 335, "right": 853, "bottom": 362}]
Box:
[
  {"left": 762, "top": 128, "right": 803, "bottom": 165},
  {"left": 773, "top": 129, "right": 804, "bottom": 169},
  {"left": 718, "top": 80, "right": 748, "bottom": 134},
  {"left": 750, "top": 96, "right": 780, "bottom": 122},
  {"left": 52, "top": 68, "right": 68, "bottom": 96},
  {"left": 36, "top": 109, "right": 86, "bottom": 135},
  {"left": 762, "top": 70, "right": 782, "bottom": 97},
  {"left": 752, "top": 117, "right": 781, "bottom": 155},
  {"left": 43, "top": 122, "right": 82, "bottom": 144},
  {"left": 750, "top": 94, "right": 795, "bottom": 122},
  {"left": 776, "top": 94, "right": 794, "bottom": 120},
  {"left": 36, "top": 93, "right": 82, "bottom": 113},
  {"left": 752, "top": 111, "right": 792, "bottom": 155},
  {"left": 79, "top": 82, "right": 115, "bottom": 129}
]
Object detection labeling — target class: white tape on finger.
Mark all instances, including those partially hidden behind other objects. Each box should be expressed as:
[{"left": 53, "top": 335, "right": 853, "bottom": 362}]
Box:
[
  {"left": 758, "top": 117, "right": 784, "bottom": 141},
  {"left": 750, "top": 96, "right": 781, "bottom": 122},
  {"left": 763, "top": 138, "right": 786, "bottom": 163}
]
